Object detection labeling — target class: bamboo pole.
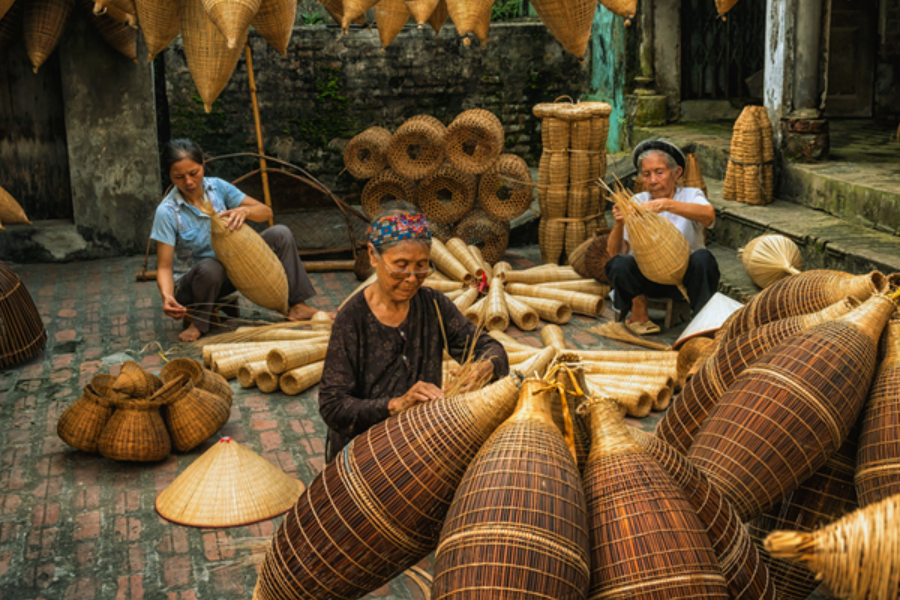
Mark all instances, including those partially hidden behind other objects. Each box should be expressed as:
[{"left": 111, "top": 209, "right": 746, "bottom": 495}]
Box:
[{"left": 245, "top": 42, "right": 274, "bottom": 228}]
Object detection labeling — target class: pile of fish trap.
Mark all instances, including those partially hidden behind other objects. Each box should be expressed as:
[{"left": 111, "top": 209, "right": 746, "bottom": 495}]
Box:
[
  {"left": 656, "top": 267, "right": 900, "bottom": 600},
  {"left": 533, "top": 99, "right": 612, "bottom": 265},
  {"left": 724, "top": 105, "right": 775, "bottom": 205},
  {"left": 56, "top": 358, "right": 234, "bottom": 461}
]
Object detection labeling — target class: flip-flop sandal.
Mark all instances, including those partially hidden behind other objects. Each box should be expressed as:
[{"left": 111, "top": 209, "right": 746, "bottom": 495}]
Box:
[{"left": 626, "top": 320, "right": 661, "bottom": 335}]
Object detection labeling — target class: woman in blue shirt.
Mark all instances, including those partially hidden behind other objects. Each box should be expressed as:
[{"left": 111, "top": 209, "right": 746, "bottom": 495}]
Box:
[{"left": 150, "top": 138, "right": 319, "bottom": 342}]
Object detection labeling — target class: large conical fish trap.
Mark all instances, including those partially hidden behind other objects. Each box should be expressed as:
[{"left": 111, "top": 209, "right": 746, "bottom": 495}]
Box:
[
  {"left": 201, "top": 0, "right": 260, "bottom": 49},
  {"left": 133, "top": 0, "right": 180, "bottom": 61},
  {"left": 360, "top": 169, "right": 416, "bottom": 220},
  {"left": 0, "top": 261, "right": 47, "bottom": 369},
  {"left": 739, "top": 234, "right": 802, "bottom": 289},
  {"left": 24, "top": 0, "right": 74, "bottom": 73},
  {"left": 343, "top": 126, "right": 392, "bottom": 179},
  {"left": 251, "top": 0, "right": 295, "bottom": 56}
]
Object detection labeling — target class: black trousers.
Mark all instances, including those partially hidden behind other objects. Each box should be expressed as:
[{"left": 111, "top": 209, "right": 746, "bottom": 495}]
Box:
[
  {"left": 175, "top": 225, "right": 317, "bottom": 332},
  {"left": 605, "top": 249, "right": 720, "bottom": 317}
]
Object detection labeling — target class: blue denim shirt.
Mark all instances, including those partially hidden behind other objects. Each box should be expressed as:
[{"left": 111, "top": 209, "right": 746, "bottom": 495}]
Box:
[{"left": 149, "top": 177, "right": 246, "bottom": 283}]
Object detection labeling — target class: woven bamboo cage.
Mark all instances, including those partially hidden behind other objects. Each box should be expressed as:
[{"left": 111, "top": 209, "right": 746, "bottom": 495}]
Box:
[
  {"left": 631, "top": 430, "right": 777, "bottom": 600},
  {"left": 253, "top": 368, "right": 555, "bottom": 600},
  {"left": 483, "top": 278, "right": 509, "bottom": 331},
  {"left": 446, "top": 238, "right": 484, "bottom": 279},
  {"left": 500, "top": 264, "right": 582, "bottom": 284},
  {"left": 657, "top": 297, "right": 859, "bottom": 454},
  {"left": 160, "top": 357, "right": 233, "bottom": 402},
  {"left": 387, "top": 117, "right": 445, "bottom": 179},
  {"left": 417, "top": 165, "right": 475, "bottom": 225},
  {"left": 181, "top": 0, "right": 247, "bottom": 112},
  {"left": 403, "top": 0, "right": 437, "bottom": 25},
  {"left": 319, "top": 0, "right": 366, "bottom": 26},
  {"left": 529, "top": 0, "right": 595, "bottom": 56},
  {"left": 0, "top": 261, "right": 46, "bottom": 369},
  {"left": 856, "top": 316, "right": 900, "bottom": 507},
  {"left": 0, "top": 184, "right": 32, "bottom": 229},
  {"left": 764, "top": 493, "right": 900, "bottom": 600},
  {"left": 580, "top": 396, "right": 730, "bottom": 599},
  {"left": 98, "top": 396, "right": 171, "bottom": 461},
  {"left": 430, "top": 238, "right": 474, "bottom": 284},
  {"left": 540, "top": 324, "right": 566, "bottom": 351},
  {"left": 479, "top": 154, "right": 533, "bottom": 222},
  {"left": 237, "top": 359, "right": 269, "bottom": 388},
  {"left": 445, "top": 109, "right": 504, "bottom": 174},
  {"left": 266, "top": 343, "right": 328, "bottom": 375},
  {"left": 213, "top": 346, "right": 308, "bottom": 380},
  {"left": 112, "top": 361, "right": 158, "bottom": 398},
  {"left": 452, "top": 209, "right": 509, "bottom": 265},
  {"left": 506, "top": 282, "right": 604, "bottom": 317},
  {"left": 452, "top": 287, "right": 479, "bottom": 313},
  {"left": 681, "top": 153, "right": 708, "bottom": 198},
  {"left": 57, "top": 376, "right": 119, "bottom": 453},
  {"left": 510, "top": 294, "right": 573, "bottom": 324},
  {"left": 724, "top": 107, "right": 774, "bottom": 205},
  {"left": 676, "top": 336, "right": 717, "bottom": 381},
  {"left": 250, "top": 0, "right": 295, "bottom": 56},
  {"left": 432, "top": 378, "right": 591, "bottom": 599},
  {"left": 567, "top": 229, "right": 611, "bottom": 281},
  {"left": 463, "top": 296, "right": 487, "bottom": 327},
  {"left": 749, "top": 429, "right": 860, "bottom": 600},
  {"left": 156, "top": 376, "right": 232, "bottom": 452},
  {"left": 133, "top": 0, "right": 179, "bottom": 61},
  {"left": 279, "top": 361, "right": 324, "bottom": 396},
  {"left": 201, "top": 0, "right": 259, "bottom": 49},
  {"left": 718, "top": 270, "right": 885, "bottom": 343},
  {"left": 426, "top": 0, "right": 448, "bottom": 32},
  {"left": 740, "top": 234, "right": 803, "bottom": 289},
  {"left": 445, "top": 0, "right": 491, "bottom": 41},
  {"left": 344, "top": 127, "right": 392, "bottom": 180},
  {"left": 85, "top": 2, "right": 138, "bottom": 61},
  {"left": 341, "top": 0, "right": 378, "bottom": 30},
  {"left": 200, "top": 200, "right": 289, "bottom": 314},
  {"left": 360, "top": 169, "right": 416, "bottom": 221},
  {"left": 535, "top": 279, "right": 610, "bottom": 296},
  {"left": 503, "top": 292, "right": 539, "bottom": 331},
  {"left": 24, "top": 0, "right": 74, "bottom": 73},
  {"left": 688, "top": 295, "right": 895, "bottom": 522}
]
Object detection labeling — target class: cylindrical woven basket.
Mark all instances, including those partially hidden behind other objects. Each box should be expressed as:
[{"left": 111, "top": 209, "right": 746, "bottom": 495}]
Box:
[
  {"left": 416, "top": 165, "right": 476, "bottom": 225},
  {"left": 422, "top": 279, "right": 464, "bottom": 293},
  {"left": 233, "top": 328, "right": 330, "bottom": 342},
  {"left": 571, "top": 230, "right": 611, "bottom": 282},
  {"left": 535, "top": 279, "right": 609, "bottom": 297},
  {"left": 255, "top": 369, "right": 280, "bottom": 393},
  {"left": 360, "top": 169, "right": 416, "bottom": 221},
  {"left": 683, "top": 153, "right": 708, "bottom": 198},
  {"left": 156, "top": 376, "right": 232, "bottom": 452},
  {"left": 202, "top": 340, "right": 309, "bottom": 367},
  {"left": 467, "top": 244, "right": 492, "bottom": 280},
  {"left": 237, "top": 360, "right": 269, "bottom": 388},
  {"left": 583, "top": 377, "right": 654, "bottom": 418},
  {"left": 98, "top": 396, "right": 171, "bottom": 462},
  {"left": 510, "top": 294, "right": 572, "bottom": 324},
  {"left": 24, "top": 0, "right": 75, "bottom": 73},
  {"left": 279, "top": 361, "right": 325, "bottom": 396},
  {"left": 430, "top": 238, "right": 474, "bottom": 284},
  {"left": 201, "top": 0, "right": 260, "bottom": 49},
  {"left": 266, "top": 343, "right": 329, "bottom": 375},
  {"left": 506, "top": 282, "right": 604, "bottom": 317},
  {"left": 250, "top": 0, "right": 295, "bottom": 56},
  {"left": 445, "top": 238, "right": 484, "bottom": 280},
  {"left": 387, "top": 117, "right": 446, "bottom": 179},
  {"left": 133, "top": 0, "right": 180, "bottom": 61},
  {"left": 463, "top": 296, "right": 487, "bottom": 327},
  {"left": 539, "top": 219, "right": 566, "bottom": 265},
  {"left": 444, "top": 109, "right": 504, "bottom": 175},
  {"left": 504, "top": 293, "right": 539, "bottom": 331},
  {"left": 344, "top": 127, "right": 392, "bottom": 180},
  {"left": 484, "top": 278, "right": 508, "bottom": 331},
  {"left": 740, "top": 234, "right": 803, "bottom": 289},
  {"left": 57, "top": 377, "right": 118, "bottom": 454},
  {"left": 452, "top": 210, "right": 509, "bottom": 265},
  {"left": 478, "top": 154, "right": 533, "bottom": 222},
  {"left": 540, "top": 324, "right": 567, "bottom": 351},
  {"left": 500, "top": 264, "right": 582, "bottom": 284},
  {"left": 452, "top": 287, "right": 479, "bottom": 313},
  {"left": 0, "top": 261, "right": 47, "bottom": 369}
]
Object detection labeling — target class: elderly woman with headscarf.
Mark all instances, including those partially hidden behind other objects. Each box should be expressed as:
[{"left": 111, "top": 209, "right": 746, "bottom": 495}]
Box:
[
  {"left": 606, "top": 139, "right": 720, "bottom": 335},
  {"left": 318, "top": 201, "right": 509, "bottom": 462}
]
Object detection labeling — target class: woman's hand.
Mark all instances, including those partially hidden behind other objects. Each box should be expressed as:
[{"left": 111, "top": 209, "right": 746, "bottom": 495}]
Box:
[
  {"left": 162, "top": 294, "right": 187, "bottom": 319},
  {"left": 220, "top": 206, "right": 250, "bottom": 231},
  {"left": 643, "top": 198, "right": 674, "bottom": 214},
  {"left": 388, "top": 381, "right": 444, "bottom": 416},
  {"left": 611, "top": 204, "right": 624, "bottom": 224},
  {"left": 458, "top": 361, "right": 494, "bottom": 393}
]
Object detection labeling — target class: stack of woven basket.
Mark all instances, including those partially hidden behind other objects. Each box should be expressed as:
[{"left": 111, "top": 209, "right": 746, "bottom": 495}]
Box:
[
  {"left": 533, "top": 99, "right": 612, "bottom": 265},
  {"left": 345, "top": 110, "right": 532, "bottom": 265},
  {"left": 56, "top": 358, "right": 234, "bottom": 461},
  {"left": 724, "top": 106, "right": 774, "bottom": 205}
]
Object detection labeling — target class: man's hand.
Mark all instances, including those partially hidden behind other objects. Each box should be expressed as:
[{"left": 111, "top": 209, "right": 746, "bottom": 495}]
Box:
[
  {"left": 162, "top": 294, "right": 187, "bottom": 319},
  {"left": 388, "top": 381, "right": 444, "bottom": 416},
  {"left": 220, "top": 207, "right": 250, "bottom": 231},
  {"left": 642, "top": 198, "right": 674, "bottom": 214}
]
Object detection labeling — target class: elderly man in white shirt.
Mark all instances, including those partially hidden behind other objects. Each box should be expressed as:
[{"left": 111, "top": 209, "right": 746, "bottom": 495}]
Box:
[{"left": 605, "top": 140, "right": 720, "bottom": 335}]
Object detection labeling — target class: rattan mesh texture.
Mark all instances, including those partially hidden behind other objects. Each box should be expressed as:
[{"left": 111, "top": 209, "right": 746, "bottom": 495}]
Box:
[
  {"left": 387, "top": 116, "right": 446, "bottom": 179},
  {"left": 250, "top": 0, "right": 295, "bottom": 56},
  {"left": 344, "top": 127, "right": 392, "bottom": 179},
  {"left": 417, "top": 165, "right": 475, "bottom": 224},
  {"left": 478, "top": 154, "right": 534, "bottom": 222},
  {"left": 361, "top": 169, "right": 416, "bottom": 220},
  {"left": 445, "top": 109, "right": 504, "bottom": 174},
  {"left": 133, "top": 0, "right": 180, "bottom": 61},
  {"left": 0, "top": 261, "right": 46, "bottom": 369},
  {"left": 452, "top": 209, "right": 509, "bottom": 265},
  {"left": 201, "top": 0, "right": 260, "bottom": 49},
  {"left": 24, "top": 0, "right": 74, "bottom": 73}
]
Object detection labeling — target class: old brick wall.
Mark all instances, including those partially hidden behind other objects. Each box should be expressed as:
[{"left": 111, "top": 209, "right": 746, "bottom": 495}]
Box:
[{"left": 876, "top": 0, "right": 900, "bottom": 117}]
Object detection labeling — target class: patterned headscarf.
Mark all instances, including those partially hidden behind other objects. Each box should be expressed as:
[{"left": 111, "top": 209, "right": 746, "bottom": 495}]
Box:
[{"left": 367, "top": 212, "right": 432, "bottom": 247}]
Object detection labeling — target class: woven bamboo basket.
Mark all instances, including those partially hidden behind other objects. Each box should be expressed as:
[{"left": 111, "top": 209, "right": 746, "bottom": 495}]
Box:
[
  {"left": 0, "top": 184, "right": 31, "bottom": 229},
  {"left": 233, "top": 328, "right": 330, "bottom": 342},
  {"left": 57, "top": 377, "right": 118, "bottom": 453},
  {"left": 565, "top": 221, "right": 588, "bottom": 257},
  {"left": 749, "top": 429, "right": 859, "bottom": 600},
  {"left": 201, "top": 0, "right": 260, "bottom": 49},
  {"left": 250, "top": 0, "right": 295, "bottom": 56},
  {"left": 506, "top": 282, "right": 604, "bottom": 317},
  {"left": 452, "top": 210, "right": 509, "bottom": 265},
  {"left": 403, "top": 0, "right": 437, "bottom": 25},
  {"left": 718, "top": 270, "right": 884, "bottom": 343},
  {"left": 446, "top": 238, "right": 484, "bottom": 279},
  {"left": 161, "top": 357, "right": 234, "bottom": 402},
  {"left": 463, "top": 296, "right": 487, "bottom": 327},
  {"left": 479, "top": 154, "right": 533, "bottom": 222},
  {"left": 0, "top": 261, "right": 47, "bottom": 369},
  {"left": 540, "top": 324, "right": 567, "bottom": 351},
  {"left": 856, "top": 316, "right": 900, "bottom": 507},
  {"left": 723, "top": 108, "right": 747, "bottom": 200},
  {"left": 466, "top": 244, "right": 492, "bottom": 279},
  {"left": 432, "top": 378, "right": 591, "bottom": 599},
  {"left": 430, "top": 238, "right": 474, "bottom": 284},
  {"left": 156, "top": 376, "right": 232, "bottom": 452},
  {"left": 682, "top": 153, "right": 708, "bottom": 198},
  {"left": 492, "top": 261, "right": 511, "bottom": 276},
  {"left": 255, "top": 369, "right": 280, "bottom": 393},
  {"left": 484, "top": 277, "right": 509, "bottom": 331},
  {"left": 580, "top": 396, "right": 730, "bottom": 599},
  {"left": 426, "top": 0, "right": 447, "bottom": 32},
  {"left": 444, "top": 289, "right": 464, "bottom": 301},
  {"left": 528, "top": 0, "right": 595, "bottom": 56},
  {"left": 740, "top": 234, "right": 803, "bottom": 289},
  {"left": 387, "top": 117, "right": 445, "bottom": 178},
  {"left": 201, "top": 340, "right": 309, "bottom": 366},
  {"left": 510, "top": 294, "right": 573, "bottom": 324},
  {"left": 319, "top": 0, "right": 366, "bottom": 26},
  {"left": 577, "top": 231, "right": 613, "bottom": 282},
  {"left": 254, "top": 370, "right": 556, "bottom": 600},
  {"left": 540, "top": 218, "right": 567, "bottom": 265},
  {"left": 341, "top": 0, "right": 378, "bottom": 30},
  {"left": 583, "top": 377, "right": 654, "bottom": 418},
  {"left": 200, "top": 199, "right": 289, "bottom": 313},
  {"left": 112, "top": 361, "right": 159, "bottom": 398},
  {"left": 86, "top": 2, "right": 138, "bottom": 61},
  {"left": 488, "top": 330, "right": 542, "bottom": 353},
  {"left": 688, "top": 295, "right": 895, "bottom": 522},
  {"left": 133, "top": 0, "right": 179, "bottom": 61},
  {"left": 360, "top": 169, "right": 416, "bottom": 221},
  {"left": 344, "top": 127, "right": 392, "bottom": 179},
  {"left": 763, "top": 493, "right": 900, "bottom": 600},
  {"left": 590, "top": 373, "right": 673, "bottom": 412},
  {"left": 237, "top": 360, "right": 269, "bottom": 388},
  {"left": 445, "top": 0, "right": 491, "bottom": 41},
  {"left": 98, "top": 396, "right": 171, "bottom": 462},
  {"left": 504, "top": 293, "right": 539, "bottom": 331},
  {"left": 181, "top": 0, "right": 247, "bottom": 112},
  {"left": 417, "top": 165, "right": 475, "bottom": 225},
  {"left": 24, "top": 0, "right": 74, "bottom": 73},
  {"left": 631, "top": 430, "right": 776, "bottom": 600},
  {"left": 279, "top": 361, "right": 324, "bottom": 396},
  {"left": 452, "top": 287, "right": 479, "bottom": 313},
  {"left": 507, "top": 350, "right": 540, "bottom": 365},
  {"left": 445, "top": 109, "right": 504, "bottom": 174},
  {"left": 597, "top": 0, "right": 635, "bottom": 19},
  {"left": 500, "top": 264, "right": 582, "bottom": 284},
  {"left": 211, "top": 343, "right": 317, "bottom": 379},
  {"left": 582, "top": 361, "right": 676, "bottom": 388},
  {"left": 421, "top": 279, "right": 464, "bottom": 293},
  {"left": 266, "top": 343, "right": 329, "bottom": 374},
  {"left": 535, "top": 279, "right": 610, "bottom": 296}
]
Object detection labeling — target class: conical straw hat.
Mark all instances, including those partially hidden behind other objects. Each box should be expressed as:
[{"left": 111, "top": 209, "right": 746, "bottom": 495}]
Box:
[
  {"left": 155, "top": 436, "right": 305, "bottom": 528},
  {"left": 674, "top": 292, "right": 744, "bottom": 349}
]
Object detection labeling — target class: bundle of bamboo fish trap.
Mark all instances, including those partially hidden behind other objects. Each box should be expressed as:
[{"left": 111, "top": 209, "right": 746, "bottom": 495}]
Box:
[{"left": 723, "top": 106, "right": 774, "bottom": 205}]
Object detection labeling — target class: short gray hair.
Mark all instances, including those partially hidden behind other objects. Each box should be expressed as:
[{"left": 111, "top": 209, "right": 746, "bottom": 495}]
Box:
[
  {"left": 637, "top": 149, "right": 678, "bottom": 172},
  {"left": 368, "top": 200, "right": 432, "bottom": 254}
]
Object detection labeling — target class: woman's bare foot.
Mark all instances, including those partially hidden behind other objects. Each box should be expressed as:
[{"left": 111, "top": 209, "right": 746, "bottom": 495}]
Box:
[
  {"left": 627, "top": 295, "right": 650, "bottom": 325},
  {"left": 288, "top": 303, "right": 320, "bottom": 321},
  {"left": 178, "top": 324, "right": 202, "bottom": 342}
]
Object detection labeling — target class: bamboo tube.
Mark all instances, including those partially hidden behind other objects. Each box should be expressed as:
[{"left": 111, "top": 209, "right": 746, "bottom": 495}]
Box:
[
  {"left": 444, "top": 289, "right": 464, "bottom": 301},
  {"left": 214, "top": 348, "right": 291, "bottom": 380},
  {"left": 430, "top": 238, "right": 474, "bottom": 284},
  {"left": 467, "top": 245, "right": 493, "bottom": 280},
  {"left": 463, "top": 296, "right": 487, "bottom": 326},
  {"left": 487, "top": 331, "right": 542, "bottom": 354},
  {"left": 534, "top": 280, "right": 610, "bottom": 296},
  {"left": 540, "top": 324, "right": 567, "bottom": 351},
  {"left": 339, "top": 273, "right": 377, "bottom": 310},
  {"left": 500, "top": 264, "right": 584, "bottom": 284},
  {"left": 512, "top": 346, "right": 558, "bottom": 379},
  {"left": 311, "top": 311, "right": 333, "bottom": 331},
  {"left": 256, "top": 369, "right": 280, "bottom": 393},
  {"left": 506, "top": 283, "right": 604, "bottom": 316},
  {"left": 586, "top": 374, "right": 673, "bottom": 412},
  {"left": 446, "top": 238, "right": 485, "bottom": 280},
  {"left": 266, "top": 343, "right": 329, "bottom": 374},
  {"left": 279, "top": 361, "right": 325, "bottom": 396},
  {"left": 421, "top": 279, "right": 465, "bottom": 292},
  {"left": 510, "top": 295, "right": 573, "bottom": 324},
  {"left": 202, "top": 340, "right": 309, "bottom": 366},
  {"left": 484, "top": 277, "right": 508, "bottom": 331},
  {"left": 492, "top": 261, "right": 512, "bottom": 277},
  {"left": 504, "top": 293, "right": 539, "bottom": 331},
  {"left": 452, "top": 287, "right": 480, "bottom": 313},
  {"left": 237, "top": 360, "right": 270, "bottom": 388},
  {"left": 233, "top": 329, "right": 331, "bottom": 342},
  {"left": 574, "top": 349, "right": 678, "bottom": 363},
  {"left": 428, "top": 270, "right": 452, "bottom": 281}
]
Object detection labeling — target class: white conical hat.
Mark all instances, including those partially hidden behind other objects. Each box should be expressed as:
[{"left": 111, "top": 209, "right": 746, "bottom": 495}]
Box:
[
  {"left": 674, "top": 293, "right": 743, "bottom": 349},
  {"left": 156, "top": 437, "right": 305, "bottom": 528}
]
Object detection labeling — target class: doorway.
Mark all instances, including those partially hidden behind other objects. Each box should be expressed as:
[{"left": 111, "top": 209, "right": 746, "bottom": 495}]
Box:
[{"left": 824, "top": 0, "right": 878, "bottom": 117}]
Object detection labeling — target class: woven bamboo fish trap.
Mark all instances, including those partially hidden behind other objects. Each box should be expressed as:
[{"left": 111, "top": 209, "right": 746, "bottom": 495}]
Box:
[
  {"left": 280, "top": 361, "right": 324, "bottom": 396},
  {"left": 724, "top": 106, "right": 774, "bottom": 205},
  {"left": 425, "top": 0, "right": 447, "bottom": 32},
  {"left": 98, "top": 396, "right": 171, "bottom": 462},
  {"left": 86, "top": 3, "right": 138, "bottom": 61},
  {"left": 430, "top": 238, "right": 473, "bottom": 283},
  {"left": 506, "top": 282, "right": 604, "bottom": 317},
  {"left": 503, "top": 292, "right": 539, "bottom": 331},
  {"left": 764, "top": 493, "right": 900, "bottom": 600},
  {"left": 57, "top": 375, "right": 119, "bottom": 454},
  {"left": 749, "top": 429, "right": 860, "bottom": 600},
  {"left": 319, "top": 0, "right": 366, "bottom": 26},
  {"left": 200, "top": 200, "right": 289, "bottom": 314},
  {"left": 24, "top": 0, "right": 74, "bottom": 73},
  {"left": 96, "top": 2, "right": 137, "bottom": 26},
  {"left": 718, "top": 270, "right": 885, "bottom": 343},
  {"left": 418, "top": 167, "right": 475, "bottom": 225},
  {"left": 266, "top": 343, "right": 328, "bottom": 374},
  {"left": 237, "top": 359, "right": 268, "bottom": 388},
  {"left": 510, "top": 295, "right": 572, "bottom": 324},
  {"left": 598, "top": 0, "right": 636, "bottom": 19},
  {"left": 572, "top": 231, "right": 612, "bottom": 282},
  {"left": 582, "top": 361, "right": 676, "bottom": 390},
  {"left": 156, "top": 436, "right": 305, "bottom": 528},
  {"left": 133, "top": 0, "right": 179, "bottom": 61},
  {"left": 565, "top": 220, "right": 588, "bottom": 257},
  {"left": 201, "top": 0, "right": 260, "bottom": 49},
  {"left": 430, "top": 220, "right": 453, "bottom": 243},
  {"left": 0, "top": 1, "right": 23, "bottom": 56},
  {"left": 547, "top": 357, "right": 591, "bottom": 471},
  {"left": 360, "top": 169, "right": 416, "bottom": 221},
  {"left": 540, "top": 323, "right": 567, "bottom": 351},
  {"left": 467, "top": 244, "right": 492, "bottom": 279},
  {"left": 233, "top": 328, "right": 330, "bottom": 342},
  {"left": 479, "top": 154, "right": 534, "bottom": 222},
  {"left": 0, "top": 184, "right": 32, "bottom": 230},
  {"left": 388, "top": 117, "right": 445, "bottom": 179},
  {"left": 680, "top": 153, "right": 708, "bottom": 198},
  {"left": 374, "top": 0, "right": 409, "bottom": 47},
  {"left": 212, "top": 351, "right": 288, "bottom": 380},
  {"left": 181, "top": 0, "right": 247, "bottom": 112},
  {"left": 112, "top": 361, "right": 159, "bottom": 398},
  {"left": 688, "top": 295, "right": 896, "bottom": 522},
  {"left": 452, "top": 287, "right": 479, "bottom": 313},
  {"left": 0, "top": 261, "right": 46, "bottom": 369},
  {"left": 311, "top": 311, "right": 332, "bottom": 331},
  {"left": 580, "top": 396, "right": 730, "bottom": 600},
  {"left": 253, "top": 369, "right": 554, "bottom": 600},
  {"left": 255, "top": 368, "right": 280, "bottom": 393},
  {"left": 740, "top": 234, "right": 803, "bottom": 289},
  {"left": 94, "top": 0, "right": 135, "bottom": 13},
  {"left": 422, "top": 279, "right": 464, "bottom": 293},
  {"left": 432, "top": 378, "right": 591, "bottom": 600},
  {"left": 452, "top": 210, "right": 509, "bottom": 265},
  {"left": 657, "top": 297, "right": 859, "bottom": 455},
  {"left": 630, "top": 430, "right": 776, "bottom": 600},
  {"left": 341, "top": 0, "right": 378, "bottom": 30},
  {"left": 856, "top": 316, "right": 900, "bottom": 507},
  {"left": 540, "top": 217, "right": 567, "bottom": 264},
  {"left": 445, "top": 109, "right": 504, "bottom": 174},
  {"left": 500, "top": 264, "right": 583, "bottom": 284},
  {"left": 535, "top": 279, "right": 610, "bottom": 296},
  {"left": 403, "top": 0, "right": 437, "bottom": 25},
  {"left": 584, "top": 378, "right": 654, "bottom": 418},
  {"left": 344, "top": 127, "right": 392, "bottom": 180},
  {"left": 446, "top": 238, "right": 484, "bottom": 279},
  {"left": 463, "top": 296, "right": 487, "bottom": 326},
  {"left": 445, "top": 0, "right": 491, "bottom": 41},
  {"left": 251, "top": 0, "right": 295, "bottom": 56},
  {"left": 155, "top": 376, "right": 232, "bottom": 452},
  {"left": 201, "top": 340, "right": 309, "bottom": 367},
  {"left": 715, "top": 0, "right": 740, "bottom": 17}
]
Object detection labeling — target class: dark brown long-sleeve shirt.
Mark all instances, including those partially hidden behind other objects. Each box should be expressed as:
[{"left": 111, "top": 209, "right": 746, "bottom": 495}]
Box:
[{"left": 318, "top": 286, "right": 509, "bottom": 462}]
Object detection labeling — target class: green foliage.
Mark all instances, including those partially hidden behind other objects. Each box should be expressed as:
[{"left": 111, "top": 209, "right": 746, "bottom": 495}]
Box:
[
  {"left": 301, "top": 11, "right": 325, "bottom": 25},
  {"left": 285, "top": 66, "right": 355, "bottom": 150},
  {"left": 491, "top": 0, "right": 522, "bottom": 21}
]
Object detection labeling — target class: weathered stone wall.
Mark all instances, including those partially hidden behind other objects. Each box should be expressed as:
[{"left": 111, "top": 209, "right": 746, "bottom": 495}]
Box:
[
  {"left": 163, "top": 21, "right": 588, "bottom": 201},
  {"left": 875, "top": 0, "right": 900, "bottom": 117}
]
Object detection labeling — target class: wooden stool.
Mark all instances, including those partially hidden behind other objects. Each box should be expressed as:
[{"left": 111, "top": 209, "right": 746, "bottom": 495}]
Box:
[
  {"left": 614, "top": 297, "right": 691, "bottom": 331},
  {"left": 184, "top": 294, "right": 241, "bottom": 329}
]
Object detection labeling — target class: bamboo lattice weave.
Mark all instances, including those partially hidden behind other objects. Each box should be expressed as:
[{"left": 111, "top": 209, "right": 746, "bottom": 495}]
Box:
[
  {"left": 417, "top": 166, "right": 476, "bottom": 225},
  {"left": 0, "top": 261, "right": 47, "bottom": 369},
  {"left": 387, "top": 117, "right": 445, "bottom": 179},
  {"left": 85, "top": 3, "right": 138, "bottom": 61},
  {"left": 98, "top": 397, "right": 171, "bottom": 462},
  {"left": 479, "top": 154, "right": 534, "bottom": 222},
  {"left": 133, "top": 0, "right": 179, "bottom": 61},
  {"left": 24, "top": 0, "right": 74, "bottom": 73},
  {"left": 343, "top": 127, "right": 392, "bottom": 179},
  {"left": 360, "top": 169, "right": 416, "bottom": 221},
  {"left": 157, "top": 377, "right": 232, "bottom": 452},
  {"left": 251, "top": 0, "right": 295, "bottom": 56},
  {"left": 404, "top": 0, "right": 438, "bottom": 24},
  {"left": 57, "top": 380, "right": 117, "bottom": 453},
  {"left": 202, "top": 0, "right": 260, "bottom": 49},
  {"left": 452, "top": 210, "right": 509, "bottom": 265},
  {"left": 445, "top": 109, "right": 504, "bottom": 174}
]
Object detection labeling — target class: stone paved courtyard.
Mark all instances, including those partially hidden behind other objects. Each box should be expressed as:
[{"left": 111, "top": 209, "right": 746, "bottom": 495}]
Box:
[{"left": 0, "top": 246, "right": 683, "bottom": 600}]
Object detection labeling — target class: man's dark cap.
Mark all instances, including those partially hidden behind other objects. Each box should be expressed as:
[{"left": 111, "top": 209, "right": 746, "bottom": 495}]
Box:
[{"left": 632, "top": 139, "right": 686, "bottom": 171}]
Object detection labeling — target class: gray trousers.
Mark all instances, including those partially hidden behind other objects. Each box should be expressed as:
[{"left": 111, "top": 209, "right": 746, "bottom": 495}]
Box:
[{"left": 175, "top": 225, "right": 317, "bottom": 332}]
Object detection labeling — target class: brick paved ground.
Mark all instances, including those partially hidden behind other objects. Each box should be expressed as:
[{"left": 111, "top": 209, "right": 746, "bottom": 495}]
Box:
[{"left": 1, "top": 246, "right": 685, "bottom": 600}]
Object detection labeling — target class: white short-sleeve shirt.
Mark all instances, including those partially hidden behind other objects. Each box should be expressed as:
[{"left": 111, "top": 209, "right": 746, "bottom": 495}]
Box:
[{"left": 623, "top": 187, "right": 713, "bottom": 254}]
